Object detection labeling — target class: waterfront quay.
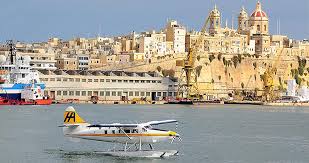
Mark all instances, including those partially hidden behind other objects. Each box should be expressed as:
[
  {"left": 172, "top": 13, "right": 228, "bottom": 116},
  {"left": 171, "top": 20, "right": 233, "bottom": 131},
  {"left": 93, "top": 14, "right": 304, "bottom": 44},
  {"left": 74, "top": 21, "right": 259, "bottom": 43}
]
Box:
[{"left": 39, "top": 70, "right": 177, "bottom": 103}]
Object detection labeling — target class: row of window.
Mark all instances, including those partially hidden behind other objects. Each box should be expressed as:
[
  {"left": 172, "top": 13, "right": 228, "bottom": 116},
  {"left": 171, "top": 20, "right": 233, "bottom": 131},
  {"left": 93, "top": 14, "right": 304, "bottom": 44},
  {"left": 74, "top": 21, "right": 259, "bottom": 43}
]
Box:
[
  {"left": 43, "top": 78, "right": 162, "bottom": 83},
  {"left": 101, "top": 129, "right": 139, "bottom": 134},
  {"left": 56, "top": 90, "right": 176, "bottom": 97}
]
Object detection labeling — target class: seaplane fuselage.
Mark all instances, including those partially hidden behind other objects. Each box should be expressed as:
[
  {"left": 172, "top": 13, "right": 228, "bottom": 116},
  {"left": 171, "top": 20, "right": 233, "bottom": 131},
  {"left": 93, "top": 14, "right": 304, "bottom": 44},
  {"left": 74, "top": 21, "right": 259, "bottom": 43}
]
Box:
[{"left": 61, "top": 106, "right": 179, "bottom": 145}]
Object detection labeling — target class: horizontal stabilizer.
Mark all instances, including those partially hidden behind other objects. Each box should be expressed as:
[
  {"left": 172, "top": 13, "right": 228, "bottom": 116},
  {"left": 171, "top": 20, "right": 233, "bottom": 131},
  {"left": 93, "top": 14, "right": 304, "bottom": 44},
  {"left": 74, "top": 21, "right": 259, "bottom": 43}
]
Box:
[{"left": 58, "top": 124, "right": 80, "bottom": 127}]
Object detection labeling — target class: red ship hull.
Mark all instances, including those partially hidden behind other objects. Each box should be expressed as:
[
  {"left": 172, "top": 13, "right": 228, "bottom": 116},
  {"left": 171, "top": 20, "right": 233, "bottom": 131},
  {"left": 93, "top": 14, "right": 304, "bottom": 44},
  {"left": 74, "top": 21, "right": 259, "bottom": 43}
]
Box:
[{"left": 0, "top": 97, "right": 52, "bottom": 105}]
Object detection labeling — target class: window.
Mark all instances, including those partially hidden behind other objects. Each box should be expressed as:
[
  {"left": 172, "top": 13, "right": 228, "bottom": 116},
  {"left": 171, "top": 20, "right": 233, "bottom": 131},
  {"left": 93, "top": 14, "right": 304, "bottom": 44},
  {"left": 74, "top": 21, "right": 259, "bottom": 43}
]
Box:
[
  {"left": 93, "top": 79, "right": 98, "bottom": 82},
  {"left": 129, "top": 92, "right": 133, "bottom": 96},
  {"left": 124, "top": 80, "right": 128, "bottom": 83},
  {"left": 124, "top": 130, "right": 130, "bottom": 133},
  {"left": 112, "top": 91, "right": 116, "bottom": 96},
  {"left": 135, "top": 80, "right": 139, "bottom": 83},
  {"left": 82, "top": 79, "right": 86, "bottom": 82},
  {"left": 69, "top": 78, "right": 74, "bottom": 82},
  {"left": 88, "top": 91, "right": 92, "bottom": 96},
  {"left": 264, "top": 25, "right": 267, "bottom": 31},
  {"left": 57, "top": 91, "right": 61, "bottom": 96},
  {"left": 76, "top": 91, "right": 80, "bottom": 96},
  {"left": 169, "top": 92, "right": 173, "bottom": 96},
  {"left": 50, "top": 78, "right": 55, "bottom": 81},
  {"left": 106, "top": 91, "right": 110, "bottom": 96},
  {"left": 146, "top": 92, "right": 150, "bottom": 96},
  {"left": 163, "top": 92, "right": 167, "bottom": 97},
  {"left": 112, "top": 130, "right": 115, "bottom": 134},
  {"left": 63, "top": 91, "right": 67, "bottom": 96},
  {"left": 57, "top": 78, "right": 61, "bottom": 81},
  {"left": 88, "top": 79, "right": 92, "bottom": 82},
  {"left": 141, "top": 92, "right": 145, "bottom": 96},
  {"left": 69, "top": 91, "right": 74, "bottom": 96},
  {"left": 82, "top": 91, "right": 86, "bottom": 96},
  {"left": 112, "top": 80, "right": 116, "bottom": 83},
  {"left": 75, "top": 78, "right": 80, "bottom": 82},
  {"left": 100, "top": 91, "right": 104, "bottom": 96},
  {"left": 157, "top": 92, "right": 162, "bottom": 96},
  {"left": 257, "top": 25, "right": 260, "bottom": 31},
  {"left": 104, "top": 130, "right": 107, "bottom": 134},
  {"left": 146, "top": 80, "right": 150, "bottom": 83},
  {"left": 63, "top": 78, "right": 68, "bottom": 82},
  {"left": 106, "top": 79, "right": 110, "bottom": 82},
  {"left": 141, "top": 80, "right": 145, "bottom": 83},
  {"left": 118, "top": 80, "right": 122, "bottom": 83},
  {"left": 157, "top": 80, "right": 162, "bottom": 83},
  {"left": 135, "top": 92, "right": 139, "bottom": 96},
  {"left": 117, "top": 91, "right": 122, "bottom": 96},
  {"left": 100, "top": 79, "right": 104, "bottom": 82},
  {"left": 129, "top": 80, "right": 133, "bottom": 83}
]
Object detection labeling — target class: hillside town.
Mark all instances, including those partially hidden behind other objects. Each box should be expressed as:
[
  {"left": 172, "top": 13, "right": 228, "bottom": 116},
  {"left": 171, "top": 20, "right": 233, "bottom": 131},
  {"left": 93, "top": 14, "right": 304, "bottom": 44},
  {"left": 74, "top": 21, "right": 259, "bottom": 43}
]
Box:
[{"left": 0, "top": 1, "right": 309, "bottom": 104}]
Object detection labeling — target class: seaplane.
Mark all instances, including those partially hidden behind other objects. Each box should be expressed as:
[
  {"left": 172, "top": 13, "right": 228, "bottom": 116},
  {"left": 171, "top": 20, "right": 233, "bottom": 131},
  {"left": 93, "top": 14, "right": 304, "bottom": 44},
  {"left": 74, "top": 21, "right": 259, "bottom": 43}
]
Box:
[{"left": 59, "top": 106, "right": 181, "bottom": 158}]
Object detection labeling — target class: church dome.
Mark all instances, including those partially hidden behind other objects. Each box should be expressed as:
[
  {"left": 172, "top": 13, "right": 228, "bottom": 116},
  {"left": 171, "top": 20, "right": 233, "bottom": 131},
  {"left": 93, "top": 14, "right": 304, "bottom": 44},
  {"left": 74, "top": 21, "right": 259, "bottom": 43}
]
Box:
[{"left": 250, "top": 1, "right": 268, "bottom": 20}]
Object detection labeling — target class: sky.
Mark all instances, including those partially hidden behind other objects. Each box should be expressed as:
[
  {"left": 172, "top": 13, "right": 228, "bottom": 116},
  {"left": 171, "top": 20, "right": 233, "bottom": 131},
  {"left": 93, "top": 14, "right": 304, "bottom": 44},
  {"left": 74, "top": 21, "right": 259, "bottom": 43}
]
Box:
[{"left": 0, "top": 0, "right": 308, "bottom": 42}]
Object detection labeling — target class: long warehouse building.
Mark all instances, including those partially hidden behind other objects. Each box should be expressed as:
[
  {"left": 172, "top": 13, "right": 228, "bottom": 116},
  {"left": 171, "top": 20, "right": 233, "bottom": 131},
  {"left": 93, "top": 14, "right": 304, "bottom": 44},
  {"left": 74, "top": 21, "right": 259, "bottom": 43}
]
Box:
[{"left": 38, "top": 70, "right": 178, "bottom": 102}]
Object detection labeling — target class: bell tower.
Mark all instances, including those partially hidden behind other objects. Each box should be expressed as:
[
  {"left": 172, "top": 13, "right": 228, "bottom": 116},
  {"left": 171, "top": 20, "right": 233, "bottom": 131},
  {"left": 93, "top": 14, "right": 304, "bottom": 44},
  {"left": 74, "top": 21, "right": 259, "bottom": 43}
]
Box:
[
  {"left": 237, "top": 6, "right": 249, "bottom": 33},
  {"left": 209, "top": 5, "right": 221, "bottom": 36}
]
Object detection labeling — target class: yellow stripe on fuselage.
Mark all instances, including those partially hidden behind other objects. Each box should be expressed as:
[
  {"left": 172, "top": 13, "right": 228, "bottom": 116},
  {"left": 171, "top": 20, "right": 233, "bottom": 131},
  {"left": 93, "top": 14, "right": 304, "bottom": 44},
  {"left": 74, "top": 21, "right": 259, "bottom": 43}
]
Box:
[{"left": 74, "top": 133, "right": 172, "bottom": 137}]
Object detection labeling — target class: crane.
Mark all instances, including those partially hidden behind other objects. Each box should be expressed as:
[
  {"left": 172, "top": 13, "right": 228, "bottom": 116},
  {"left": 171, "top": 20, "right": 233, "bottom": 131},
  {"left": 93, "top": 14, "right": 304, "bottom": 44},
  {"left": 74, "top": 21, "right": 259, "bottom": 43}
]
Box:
[
  {"left": 176, "top": 15, "right": 210, "bottom": 99},
  {"left": 262, "top": 47, "right": 284, "bottom": 101}
]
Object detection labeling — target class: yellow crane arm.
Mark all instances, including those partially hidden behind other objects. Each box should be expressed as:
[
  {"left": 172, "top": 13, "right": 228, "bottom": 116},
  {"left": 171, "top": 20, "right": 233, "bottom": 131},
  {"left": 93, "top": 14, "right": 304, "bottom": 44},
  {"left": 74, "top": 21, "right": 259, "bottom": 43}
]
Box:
[{"left": 186, "top": 16, "right": 210, "bottom": 67}]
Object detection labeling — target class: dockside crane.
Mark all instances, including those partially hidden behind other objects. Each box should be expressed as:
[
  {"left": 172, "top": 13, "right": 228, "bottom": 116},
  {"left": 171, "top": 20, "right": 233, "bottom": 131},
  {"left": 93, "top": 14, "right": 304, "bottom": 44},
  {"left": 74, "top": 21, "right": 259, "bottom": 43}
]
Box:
[
  {"left": 262, "top": 47, "right": 284, "bottom": 101},
  {"left": 176, "top": 15, "right": 210, "bottom": 99}
]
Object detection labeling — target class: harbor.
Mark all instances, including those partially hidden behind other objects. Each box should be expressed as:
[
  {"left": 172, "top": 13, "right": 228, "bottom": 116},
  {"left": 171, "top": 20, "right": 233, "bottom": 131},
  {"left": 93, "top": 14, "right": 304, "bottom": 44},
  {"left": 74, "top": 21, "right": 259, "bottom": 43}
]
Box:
[{"left": 1, "top": 104, "right": 309, "bottom": 163}]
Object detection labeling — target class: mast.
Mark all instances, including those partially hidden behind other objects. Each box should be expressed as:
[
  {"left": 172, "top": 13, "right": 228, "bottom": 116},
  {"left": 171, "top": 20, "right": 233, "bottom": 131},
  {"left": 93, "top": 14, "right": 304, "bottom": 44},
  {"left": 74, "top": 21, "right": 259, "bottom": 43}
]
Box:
[{"left": 6, "top": 40, "right": 16, "bottom": 64}]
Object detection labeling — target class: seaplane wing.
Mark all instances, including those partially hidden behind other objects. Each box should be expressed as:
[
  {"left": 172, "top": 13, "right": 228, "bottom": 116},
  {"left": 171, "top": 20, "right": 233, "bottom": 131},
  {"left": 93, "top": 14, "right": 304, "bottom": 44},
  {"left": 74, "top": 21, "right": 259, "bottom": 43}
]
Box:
[
  {"left": 143, "top": 120, "right": 178, "bottom": 126},
  {"left": 87, "top": 120, "right": 178, "bottom": 128},
  {"left": 87, "top": 124, "right": 138, "bottom": 128}
]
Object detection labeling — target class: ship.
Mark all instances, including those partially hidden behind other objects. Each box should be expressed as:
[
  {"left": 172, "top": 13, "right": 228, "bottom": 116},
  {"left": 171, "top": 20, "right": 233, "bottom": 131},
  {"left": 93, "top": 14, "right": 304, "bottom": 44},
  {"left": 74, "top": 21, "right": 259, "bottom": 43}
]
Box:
[{"left": 0, "top": 41, "right": 51, "bottom": 105}]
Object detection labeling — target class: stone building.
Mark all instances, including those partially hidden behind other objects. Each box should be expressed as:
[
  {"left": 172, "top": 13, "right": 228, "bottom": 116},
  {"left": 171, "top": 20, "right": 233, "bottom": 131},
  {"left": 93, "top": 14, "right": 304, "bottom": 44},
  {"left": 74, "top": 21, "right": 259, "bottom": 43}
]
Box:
[{"left": 166, "top": 20, "right": 186, "bottom": 53}]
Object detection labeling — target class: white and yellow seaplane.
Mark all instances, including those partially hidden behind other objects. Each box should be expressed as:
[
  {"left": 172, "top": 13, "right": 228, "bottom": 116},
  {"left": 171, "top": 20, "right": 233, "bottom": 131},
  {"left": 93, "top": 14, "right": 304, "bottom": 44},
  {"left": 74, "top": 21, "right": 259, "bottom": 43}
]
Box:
[{"left": 59, "top": 106, "right": 181, "bottom": 158}]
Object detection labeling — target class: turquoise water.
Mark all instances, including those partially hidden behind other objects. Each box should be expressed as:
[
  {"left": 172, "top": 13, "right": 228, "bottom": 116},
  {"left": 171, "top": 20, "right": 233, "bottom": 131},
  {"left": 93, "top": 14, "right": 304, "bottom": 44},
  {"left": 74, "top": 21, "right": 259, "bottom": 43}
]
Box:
[{"left": 1, "top": 104, "right": 309, "bottom": 163}]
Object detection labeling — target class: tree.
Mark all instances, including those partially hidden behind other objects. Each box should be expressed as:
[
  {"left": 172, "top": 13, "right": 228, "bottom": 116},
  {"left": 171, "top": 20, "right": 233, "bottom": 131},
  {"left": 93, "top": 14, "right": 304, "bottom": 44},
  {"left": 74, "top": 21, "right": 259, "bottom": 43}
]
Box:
[
  {"left": 197, "top": 55, "right": 201, "bottom": 61},
  {"left": 156, "top": 66, "right": 162, "bottom": 72},
  {"left": 232, "top": 56, "right": 239, "bottom": 68},
  {"left": 209, "top": 55, "right": 215, "bottom": 63},
  {"left": 253, "top": 62, "right": 257, "bottom": 69},
  {"left": 217, "top": 53, "right": 222, "bottom": 61},
  {"left": 196, "top": 65, "right": 203, "bottom": 77}
]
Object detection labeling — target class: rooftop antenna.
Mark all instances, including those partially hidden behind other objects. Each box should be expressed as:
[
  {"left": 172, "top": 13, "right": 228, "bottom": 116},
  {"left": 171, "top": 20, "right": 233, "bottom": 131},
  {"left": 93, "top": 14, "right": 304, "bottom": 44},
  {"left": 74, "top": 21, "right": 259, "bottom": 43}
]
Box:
[
  {"left": 231, "top": 12, "right": 234, "bottom": 30},
  {"left": 279, "top": 18, "right": 281, "bottom": 35}
]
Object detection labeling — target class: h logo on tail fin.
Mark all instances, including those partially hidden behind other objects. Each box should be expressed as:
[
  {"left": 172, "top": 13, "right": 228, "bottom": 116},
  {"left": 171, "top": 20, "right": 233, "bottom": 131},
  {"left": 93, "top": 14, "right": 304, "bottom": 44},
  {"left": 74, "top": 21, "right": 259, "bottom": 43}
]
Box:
[
  {"left": 63, "top": 106, "right": 86, "bottom": 124},
  {"left": 64, "top": 112, "right": 75, "bottom": 123}
]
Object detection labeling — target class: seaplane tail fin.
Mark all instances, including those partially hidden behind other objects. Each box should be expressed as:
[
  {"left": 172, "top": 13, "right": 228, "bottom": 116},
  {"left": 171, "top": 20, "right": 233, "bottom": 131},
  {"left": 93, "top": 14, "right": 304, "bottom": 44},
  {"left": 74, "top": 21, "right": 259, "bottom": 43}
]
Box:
[{"left": 63, "top": 106, "right": 86, "bottom": 124}]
